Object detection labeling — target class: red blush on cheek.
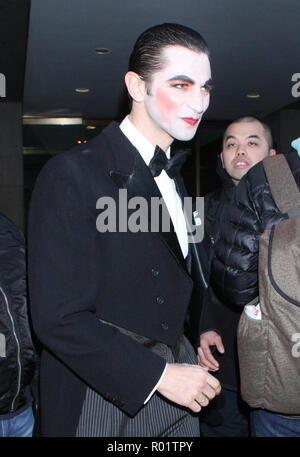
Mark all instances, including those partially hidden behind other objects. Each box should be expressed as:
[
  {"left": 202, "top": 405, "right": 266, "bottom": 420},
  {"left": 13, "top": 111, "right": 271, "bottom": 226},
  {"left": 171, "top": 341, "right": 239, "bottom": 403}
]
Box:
[{"left": 155, "top": 88, "right": 177, "bottom": 119}]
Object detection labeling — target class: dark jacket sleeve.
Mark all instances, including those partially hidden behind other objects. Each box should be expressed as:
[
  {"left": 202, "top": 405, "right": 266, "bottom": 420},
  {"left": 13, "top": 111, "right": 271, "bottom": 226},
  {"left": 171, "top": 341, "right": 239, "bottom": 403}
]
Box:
[
  {"left": 199, "top": 188, "right": 243, "bottom": 334},
  {"left": 0, "top": 215, "right": 37, "bottom": 404},
  {"left": 197, "top": 189, "right": 244, "bottom": 389},
  {"left": 197, "top": 190, "right": 223, "bottom": 337}
]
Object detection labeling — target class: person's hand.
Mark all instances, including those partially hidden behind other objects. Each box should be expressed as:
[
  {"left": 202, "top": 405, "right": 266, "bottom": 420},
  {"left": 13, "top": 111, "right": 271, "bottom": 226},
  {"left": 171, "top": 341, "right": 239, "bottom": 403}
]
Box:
[
  {"left": 197, "top": 331, "right": 225, "bottom": 371},
  {"left": 157, "top": 363, "right": 221, "bottom": 413}
]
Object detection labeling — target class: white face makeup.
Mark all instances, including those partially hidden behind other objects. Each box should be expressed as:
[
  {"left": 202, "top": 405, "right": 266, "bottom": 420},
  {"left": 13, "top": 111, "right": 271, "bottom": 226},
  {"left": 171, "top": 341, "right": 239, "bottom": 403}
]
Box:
[
  {"left": 142, "top": 45, "right": 212, "bottom": 148},
  {"left": 221, "top": 120, "right": 276, "bottom": 184}
]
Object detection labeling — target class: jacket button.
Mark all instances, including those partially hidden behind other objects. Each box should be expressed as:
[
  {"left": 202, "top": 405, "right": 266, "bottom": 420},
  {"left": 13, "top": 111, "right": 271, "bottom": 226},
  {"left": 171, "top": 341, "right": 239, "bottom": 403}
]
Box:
[
  {"left": 161, "top": 323, "right": 169, "bottom": 331},
  {"left": 151, "top": 268, "right": 160, "bottom": 277},
  {"left": 156, "top": 296, "right": 164, "bottom": 305}
]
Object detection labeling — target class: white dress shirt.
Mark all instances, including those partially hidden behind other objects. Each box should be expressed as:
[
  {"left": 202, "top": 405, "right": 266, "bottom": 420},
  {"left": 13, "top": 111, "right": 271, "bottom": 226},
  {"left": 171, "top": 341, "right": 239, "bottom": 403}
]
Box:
[
  {"left": 120, "top": 116, "right": 188, "bottom": 258},
  {"left": 119, "top": 116, "right": 188, "bottom": 403}
]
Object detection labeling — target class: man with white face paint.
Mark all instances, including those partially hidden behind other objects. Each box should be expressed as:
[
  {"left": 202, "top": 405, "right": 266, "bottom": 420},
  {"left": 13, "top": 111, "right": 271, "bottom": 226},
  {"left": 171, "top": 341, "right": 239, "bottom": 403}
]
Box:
[
  {"left": 28, "top": 23, "right": 220, "bottom": 437},
  {"left": 129, "top": 45, "right": 211, "bottom": 147}
]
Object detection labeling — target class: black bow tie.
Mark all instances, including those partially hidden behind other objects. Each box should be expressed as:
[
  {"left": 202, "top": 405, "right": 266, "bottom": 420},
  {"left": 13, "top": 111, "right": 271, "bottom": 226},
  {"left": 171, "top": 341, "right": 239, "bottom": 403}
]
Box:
[{"left": 149, "top": 146, "right": 188, "bottom": 179}]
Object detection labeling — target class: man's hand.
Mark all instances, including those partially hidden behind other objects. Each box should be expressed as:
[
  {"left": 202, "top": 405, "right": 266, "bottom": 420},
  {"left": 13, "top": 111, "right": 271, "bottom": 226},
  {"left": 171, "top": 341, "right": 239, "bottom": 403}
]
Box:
[
  {"left": 197, "top": 331, "right": 225, "bottom": 371},
  {"left": 157, "top": 363, "right": 221, "bottom": 413}
]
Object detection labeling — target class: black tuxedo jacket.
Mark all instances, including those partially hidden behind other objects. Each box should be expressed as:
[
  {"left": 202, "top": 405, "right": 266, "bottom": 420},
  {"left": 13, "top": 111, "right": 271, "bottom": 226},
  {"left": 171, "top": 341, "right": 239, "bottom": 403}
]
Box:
[{"left": 28, "top": 122, "right": 208, "bottom": 436}]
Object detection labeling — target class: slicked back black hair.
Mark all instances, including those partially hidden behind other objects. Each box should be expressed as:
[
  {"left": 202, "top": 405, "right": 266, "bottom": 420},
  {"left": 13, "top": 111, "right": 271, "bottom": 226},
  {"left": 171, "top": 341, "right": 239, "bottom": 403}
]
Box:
[{"left": 128, "top": 23, "right": 209, "bottom": 85}]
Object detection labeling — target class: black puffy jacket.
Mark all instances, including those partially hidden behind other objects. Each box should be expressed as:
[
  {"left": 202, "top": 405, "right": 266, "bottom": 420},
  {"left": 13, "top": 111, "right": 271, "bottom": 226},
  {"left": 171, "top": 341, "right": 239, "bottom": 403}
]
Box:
[
  {"left": 211, "top": 151, "right": 300, "bottom": 306},
  {"left": 0, "top": 213, "right": 36, "bottom": 415},
  {"left": 199, "top": 158, "right": 242, "bottom": 390}
]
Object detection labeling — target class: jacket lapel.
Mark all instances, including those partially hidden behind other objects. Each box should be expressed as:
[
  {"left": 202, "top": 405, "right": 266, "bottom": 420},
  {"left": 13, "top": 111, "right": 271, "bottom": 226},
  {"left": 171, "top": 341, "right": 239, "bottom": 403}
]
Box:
[
  {"left": 105, "top": 123, "right": 186, "bottom": 270},
  {"left": 174, "top": 173, "right": 209, "bottom": 284}
]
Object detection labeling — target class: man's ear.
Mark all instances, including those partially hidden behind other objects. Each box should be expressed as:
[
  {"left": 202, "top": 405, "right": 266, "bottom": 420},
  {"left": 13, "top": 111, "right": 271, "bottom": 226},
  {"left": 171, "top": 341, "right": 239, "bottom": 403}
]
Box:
[
  {"left": 124, "top": 71, "right": 146, "bottom": 103},
  {"left": 220, "top": 151, "right": 225, "bottom": 167},
  {"left": 269, "top": 148, "right": 277, "bottom": 156}
]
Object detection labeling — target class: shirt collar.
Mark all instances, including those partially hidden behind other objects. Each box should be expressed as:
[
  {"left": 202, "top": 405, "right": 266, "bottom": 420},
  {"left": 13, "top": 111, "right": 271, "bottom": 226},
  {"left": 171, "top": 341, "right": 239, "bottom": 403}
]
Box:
[{"left": 119, "top": 115, "right": 170, "bottom": 165}]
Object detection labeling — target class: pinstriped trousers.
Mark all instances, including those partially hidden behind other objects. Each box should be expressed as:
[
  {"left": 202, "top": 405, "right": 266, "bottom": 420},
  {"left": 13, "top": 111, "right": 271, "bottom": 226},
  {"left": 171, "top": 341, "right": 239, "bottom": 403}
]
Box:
[{"left": 76, "top": 333, "right": 200, "bottom": 437}]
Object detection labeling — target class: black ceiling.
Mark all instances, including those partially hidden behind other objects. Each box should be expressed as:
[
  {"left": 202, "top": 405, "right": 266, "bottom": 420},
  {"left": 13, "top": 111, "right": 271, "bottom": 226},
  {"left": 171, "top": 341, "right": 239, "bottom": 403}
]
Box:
[
  {"left": 1, "top": 0, "right": 300, "bottom": 145},
  {"left": 22, "top": 0, "right": 300, "bottom": 122}
]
